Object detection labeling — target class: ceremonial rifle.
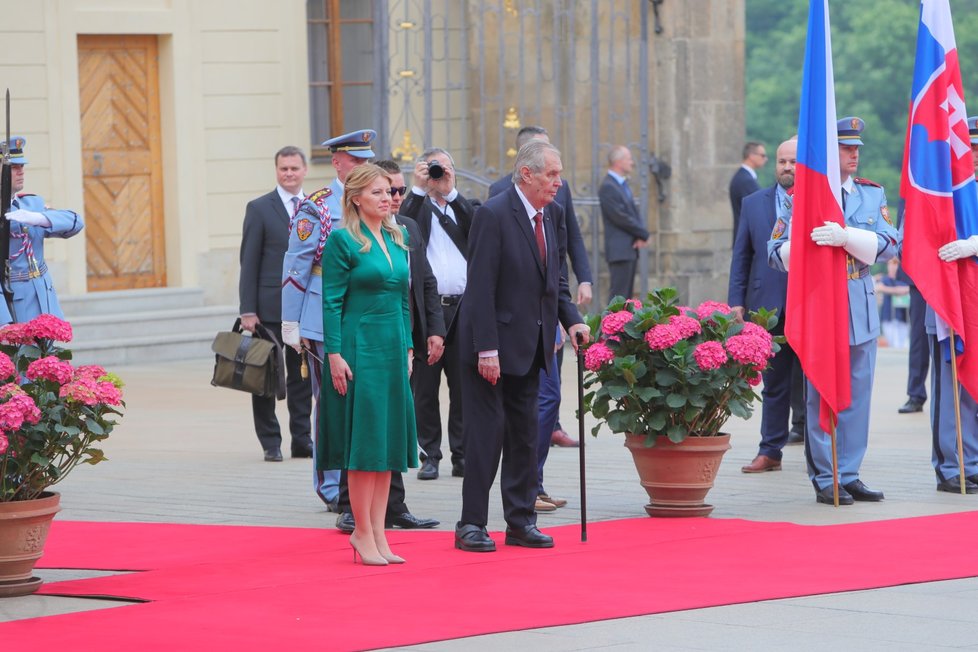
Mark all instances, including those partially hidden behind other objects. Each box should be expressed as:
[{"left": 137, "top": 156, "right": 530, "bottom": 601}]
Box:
[{"left": 0, "top": 90, "right": 15, "bottom": 321}]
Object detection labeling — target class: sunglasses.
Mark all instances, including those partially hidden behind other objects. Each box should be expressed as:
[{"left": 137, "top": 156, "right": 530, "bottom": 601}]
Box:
[{"left": 389, "top": 186, "right": 408, "bottom": 197}]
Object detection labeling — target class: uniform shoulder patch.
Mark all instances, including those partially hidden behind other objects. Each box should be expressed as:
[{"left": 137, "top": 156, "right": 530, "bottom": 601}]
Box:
[
  {"left": 771, "top": 217, "right": 788, "bottom": 240},
  {"left": 306, "top": 187, "right": 333, "bottom": 204},
  {"left": 296, "top": 218, "right": 315, "bottom": 241},
  {"left": 854, "top": 177, "right": 881, "bottom": 188},
  {"left": 881, "top": 205, "right": 893, "bottom": 226}
]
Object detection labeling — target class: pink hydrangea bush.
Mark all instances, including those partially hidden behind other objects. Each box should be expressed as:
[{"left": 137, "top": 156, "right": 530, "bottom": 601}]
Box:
[
  {"left": 0, "top": 314, "right": 125, "bottom": 502},
  {"left": 582, "top": 288, "right": 780, "bottom": 444}
]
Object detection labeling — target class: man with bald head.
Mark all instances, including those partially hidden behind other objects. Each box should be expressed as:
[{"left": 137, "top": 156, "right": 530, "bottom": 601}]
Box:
[
  {"left": 599, "top": 145, "right": 649, "bottom": 301},
  {"left": 728, "top": 137, "right": 806, "bottom": 474}
]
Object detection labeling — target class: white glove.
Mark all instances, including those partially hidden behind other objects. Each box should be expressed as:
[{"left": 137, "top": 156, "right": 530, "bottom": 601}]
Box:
[
  {"left": 6, "top": 209, "right": 50, "bottom": 228},
  {"left": 811, "top": 221, "right": 848, "bottom": 247},
  {"left": 843, "top": 226, "right": 880, "bottom": 265},
  {"left": 938, "top": 235, "right": 978, "bottom": 262},
  {"left": 281, "top": 321, "right": 301, "bottom": 352}
]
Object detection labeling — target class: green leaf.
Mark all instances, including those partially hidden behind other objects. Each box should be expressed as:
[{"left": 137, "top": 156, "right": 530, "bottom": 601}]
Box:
[
  {"left": 622, "top": 369, "right": 637, "bottom": 385},
  {"left": 656, "top": 369, "right": 678, "bottom": 387},
  {"left": 633, "top": 386, "right": 660, "bottom": 401},
  {"left": 648, "top": 411, "right": 667, "bottom": 431},
  {"left": 666, "top": 424, "right": 687, "bottom": 443},
  {"left": 666, "top": 393, "right": 686, "bottom": 409}
]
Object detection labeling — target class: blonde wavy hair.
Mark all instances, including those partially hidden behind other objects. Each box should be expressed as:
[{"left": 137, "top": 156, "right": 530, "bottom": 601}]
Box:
[{"left": 342, "top": 163, "right": 408, "bottom": 252}]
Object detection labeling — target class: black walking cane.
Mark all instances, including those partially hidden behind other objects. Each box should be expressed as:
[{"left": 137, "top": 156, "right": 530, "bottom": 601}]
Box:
[{"left": 576, "top": 331, "right": 588, "bottom": 542}]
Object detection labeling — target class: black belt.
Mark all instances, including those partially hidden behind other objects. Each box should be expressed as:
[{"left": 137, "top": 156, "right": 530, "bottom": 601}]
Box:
[{"left": 440, "top": 294, "right": 462, "bottom": 306}]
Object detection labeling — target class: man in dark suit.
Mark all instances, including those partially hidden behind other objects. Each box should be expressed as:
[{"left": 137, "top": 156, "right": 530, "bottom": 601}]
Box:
[
  {"left": 238, "top": 146, "right": 313, "bottom": 462},
  {"left": 599, "top": 145, "right": 650, "bottom": 302},
  {"left": 400, "top": 148, "right": 474, "bottom": 481},
  {"left": 454, "top": 140, "right": 590, "bottom": 553},
  {"left": 729, "top": 141, "right": 766, "bottom": 246},
  {"left": 728, "top": 138, "right": 806, "bottom": 473},
  {"left": 333, "top": 160, "right": 442, "bottom": 531}
]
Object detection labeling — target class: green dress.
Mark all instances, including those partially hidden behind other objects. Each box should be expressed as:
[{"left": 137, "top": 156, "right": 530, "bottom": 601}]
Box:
[{"left": 320, "top": 227, "right": 418, "bottom": 472}]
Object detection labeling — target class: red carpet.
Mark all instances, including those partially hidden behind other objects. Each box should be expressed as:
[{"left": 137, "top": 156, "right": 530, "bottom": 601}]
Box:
[{"left": 3, "top": 514, "right": 978, "bottom": 649}]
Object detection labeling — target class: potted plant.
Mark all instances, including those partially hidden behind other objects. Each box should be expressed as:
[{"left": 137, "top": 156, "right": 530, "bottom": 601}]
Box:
[
  {"left": 582, "top": 288, "right": 778, "bottom": 517},
  {"left": 0, "top": 314, "right": 125, "bottom": 597}
]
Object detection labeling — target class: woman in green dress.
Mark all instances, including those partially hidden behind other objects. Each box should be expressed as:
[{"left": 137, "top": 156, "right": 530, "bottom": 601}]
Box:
[{"left": 321, "top": 164, "right": 418, "bottom": 566}]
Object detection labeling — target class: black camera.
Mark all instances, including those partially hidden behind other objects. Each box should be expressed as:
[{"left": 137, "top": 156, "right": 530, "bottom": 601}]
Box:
[{"left": 427, "top": 160, "right": 445, "bottom": 180}]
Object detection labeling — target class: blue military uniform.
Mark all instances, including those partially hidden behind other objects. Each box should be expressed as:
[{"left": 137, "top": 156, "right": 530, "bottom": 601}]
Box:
[
  {"left": 281, "top": 129, "right": 375, "bottom": 506},
  {"left": 2, "top": 136, "right": 83, "bottom": 324},
  {"left": 768, "top": 118, "right": 901, "bottom": 499},
  {"left": 926, "top": 115, "right": 978, "bottom": 493}
]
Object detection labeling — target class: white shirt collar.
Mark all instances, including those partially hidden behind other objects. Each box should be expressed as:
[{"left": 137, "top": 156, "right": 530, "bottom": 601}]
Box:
[
  {"left": 742, "top": 164, "right": 757, "bottom": 180},
  {"left": 514, "top": 184, "right": 543, "bottom": 220},
  {"left": 276, "top": 185, "right": 304, "bottom": 205}
]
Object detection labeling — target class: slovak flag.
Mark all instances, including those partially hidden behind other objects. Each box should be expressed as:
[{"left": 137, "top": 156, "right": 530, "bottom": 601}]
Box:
[
  {"left": 901, "top": 0, "right": 978, "bottom": 399},
  {"left": 786, "top": 0, "right": 851, "bottom": 432}
]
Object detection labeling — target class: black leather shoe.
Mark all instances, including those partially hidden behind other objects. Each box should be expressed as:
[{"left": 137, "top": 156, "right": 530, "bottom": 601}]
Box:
[
  {"left": 815, "top": 485, "right": 854, "bottom": 505},
  {"left": 386, "top": 512, "right": 439, "bottom": 529},
  {"left": 504, "top": 524, "right": 554, "bottom": 548},
  {"left": 451, "top": 459, "right": 465, "bottom": 477},
  {"left": 291, "top": 442, "right": 314, "bottom": 458},
  {"left": 323, "top": 498, "right": 339, "bottom": 513},
  {"left": 335, "top": 512, "right": 355, "bottom": 534},
  {"left": 843, "top": 479, "right": 885, "bottom": 501},
  {"left": 417, "top": 459, "right": 439, "bottom": 480},
  {"left": 898, "top": 399, "right": 924, "bottom": 414},
  {"left": 786, "top": 430, "right": 804, "bottom": 445},
  {"left": 263, "top": 447, "right": 283, "bottom": 462},
  {"left": 455, "top": 523, "right": 496, "bottom": 552},
  {"left": 968, "top": 474, "right": 978, "bottom": 486},
  {"left": 937, "top": 477, "right": 978, "bottom": 494}
]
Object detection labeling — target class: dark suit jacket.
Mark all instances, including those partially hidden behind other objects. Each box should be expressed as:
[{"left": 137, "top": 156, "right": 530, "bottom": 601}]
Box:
[
  {"left": 396, "top": 215, "right": 446, "bottom": 351},
  {"left": 488, "top": 175, "right": 592, "bottom": 284},
  {"left": 726, "top": 185, "right": 787, "bottom": 315},
  {"left": 239, "top": 189, "right": 291, "bottom": 323},
  {"left": 598, "top": 173, "right": 649, "bottom": 263},
  {"left": 399, "top": 190, "right": 474, "bottom": 250},
  {"left": 728, "top": 166, "right": 760, "bottom": 245},
  {"left": 459, "top": 185, "right": 582, "bottom": 377}
]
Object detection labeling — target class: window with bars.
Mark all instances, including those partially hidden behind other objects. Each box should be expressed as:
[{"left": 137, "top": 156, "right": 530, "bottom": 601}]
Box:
[{"left": 307, "top": 0, "right": 375, "bottom": 156}]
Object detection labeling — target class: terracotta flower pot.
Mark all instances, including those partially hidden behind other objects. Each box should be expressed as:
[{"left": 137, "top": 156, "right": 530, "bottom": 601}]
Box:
[
  {"left": 0, "top": 492, "right": 61, "bottom": 597},
  {"left": 624, "top": 433, "right": 731, "bottom": 517}
]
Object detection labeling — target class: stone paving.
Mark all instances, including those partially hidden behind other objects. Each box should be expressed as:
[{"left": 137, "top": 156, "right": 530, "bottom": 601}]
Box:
[{"left": 3, "top": 347, "right": 978, "bottom": 650}]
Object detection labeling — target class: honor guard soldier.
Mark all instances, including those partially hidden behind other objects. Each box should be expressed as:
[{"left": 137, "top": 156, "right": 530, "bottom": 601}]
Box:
[
  {"left": 2, "top": 136, "right": 83, "bottom": 324},
  {"left": 768, "top": 117, "right": 901, "bottom": 505},
  {"left": 319, "top": 129, "right": 377, "bottom": 228},
  {"left": 929, "top": 115, "right": 978, "bottom": 493},
  {"left": 281, "top": 129, "right": 375, "bottom": 509}
]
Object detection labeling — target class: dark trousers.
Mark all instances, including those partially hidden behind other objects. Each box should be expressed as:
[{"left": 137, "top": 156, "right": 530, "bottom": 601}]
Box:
[
  {"left": 252, "top": 320, "right": 313, "bottom": 452},
  {"left": 413, "top": 303, "right": 464, "bottom": 464},
  {"left": 758, "top": 333, "right": 804, "bottom": 460},
  {"left": 608, "top": 257, "right": 637, "bottom": 302},
  {"left": 460, "top": 362, "right": 541, "bottom": 529},
  {"left": 790, "top": 360, "right": 806, "bottom": 435},
  {"left": 337, "top": 470, "right": 409, "bottom": 517},
  {"left": 907, "top": 285, "right": 929, "bottom": 403}
]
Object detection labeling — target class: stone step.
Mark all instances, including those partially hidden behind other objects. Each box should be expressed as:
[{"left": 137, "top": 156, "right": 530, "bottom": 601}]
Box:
[
  {"left": 60, "top": 287, "right": 208, "bottom": 318},
  {"left": 68, "top": 305, "right": 238, "bottom": 343},
  {"left": 69, "top": 331, "right": 222, "bottom": 367}
]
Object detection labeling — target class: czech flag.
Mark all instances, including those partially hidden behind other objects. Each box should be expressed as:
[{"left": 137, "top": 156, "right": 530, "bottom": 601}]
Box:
[
  {"left": 786, "top": 0, "right": 851, "bottom": 432},
  {"left": 901, "top": 0, "right": 978, "bottom": 399}
]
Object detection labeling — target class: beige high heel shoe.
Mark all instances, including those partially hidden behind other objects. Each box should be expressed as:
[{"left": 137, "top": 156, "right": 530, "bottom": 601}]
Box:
[{"left": 350, "top": 535, "right": 388, "bottom": 566}]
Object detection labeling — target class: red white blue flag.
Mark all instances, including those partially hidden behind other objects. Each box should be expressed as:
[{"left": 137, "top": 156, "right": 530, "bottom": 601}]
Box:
[
  {"left": 786, "top": 0, "right": 851, "bottom": 432},
  {"left": 901, "top": 0, "right": 978, "bottom": 399}
]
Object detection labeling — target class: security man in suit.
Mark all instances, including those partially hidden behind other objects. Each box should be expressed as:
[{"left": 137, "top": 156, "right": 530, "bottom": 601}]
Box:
[
  {"left": 929, "top": 115, "right": 978, "bottom": 493},
  {"left": 454, "top": 140, "right": 590, "bottom": 553},
  {"left": 239, "top": 146, "right": 313, "bottom": 463},
  {"left": 729, "top": 142, "right": 766, "bottom": 246},
  {"left": 768, "top": 117, "right": 901, "bottom": 505},
  {"left": 728, "top": 137, "right": 806, "bottom": 474},
  {"left": 400, "top": 147, "right": 475, "bottom": 481},
  {"left": 281, "top": 129, "right": 375, "bottom": 508},
  {"left": 599, "top": 145, "right": 650, "bottom": 302},
  {"left": 1, "top": 136, "right": 84, "bottom": 324}
]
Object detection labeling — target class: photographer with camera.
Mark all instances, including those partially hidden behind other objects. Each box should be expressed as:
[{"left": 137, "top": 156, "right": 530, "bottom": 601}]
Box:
[{"left": 400, "top": 148, "right": 475, "bottom": 481}]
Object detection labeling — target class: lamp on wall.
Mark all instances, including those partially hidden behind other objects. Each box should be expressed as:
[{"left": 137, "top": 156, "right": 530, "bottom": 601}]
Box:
[
  {"left": 650, "top": 0, "right": 665, "bottom": 35},
  {"left": 648, "top": 153, "right": 671, "bottom": 203}
]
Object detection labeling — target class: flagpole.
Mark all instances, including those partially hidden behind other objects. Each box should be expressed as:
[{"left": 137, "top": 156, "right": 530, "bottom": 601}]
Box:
[
  {"left": 949, "top": 329, "right": 966, "bottom": 494},
  {"left": 830, "top": 413, "right": 839, "bottom": 507}
]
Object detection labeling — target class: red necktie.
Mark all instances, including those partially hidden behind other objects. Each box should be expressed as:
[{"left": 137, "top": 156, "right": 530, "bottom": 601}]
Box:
[{"left": 533, "top": 212, "right": 546, "bottom": 266}]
